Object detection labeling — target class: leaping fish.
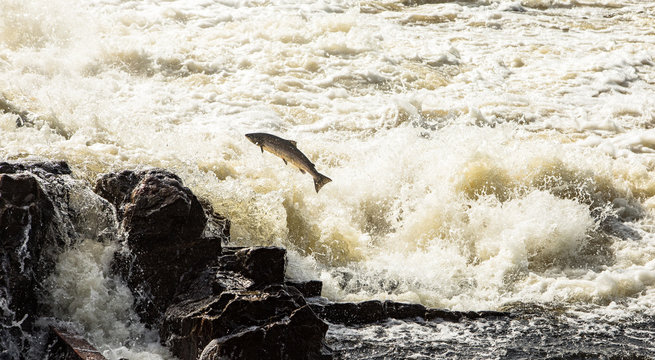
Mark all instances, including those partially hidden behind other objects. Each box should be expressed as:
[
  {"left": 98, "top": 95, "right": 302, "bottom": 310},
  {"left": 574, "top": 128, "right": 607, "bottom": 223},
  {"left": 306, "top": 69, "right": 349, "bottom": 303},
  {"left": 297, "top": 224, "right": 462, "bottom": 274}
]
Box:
[{"left": 245, "top": 132, "right": 332, "bottom": 193}]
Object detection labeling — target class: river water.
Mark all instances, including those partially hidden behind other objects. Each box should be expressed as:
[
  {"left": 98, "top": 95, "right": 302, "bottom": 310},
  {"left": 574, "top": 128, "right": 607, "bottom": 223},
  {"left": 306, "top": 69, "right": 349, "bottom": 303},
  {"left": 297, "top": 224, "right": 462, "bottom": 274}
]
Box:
[{"left": 1, "top": 0, "right": 655, "bottom": 358}]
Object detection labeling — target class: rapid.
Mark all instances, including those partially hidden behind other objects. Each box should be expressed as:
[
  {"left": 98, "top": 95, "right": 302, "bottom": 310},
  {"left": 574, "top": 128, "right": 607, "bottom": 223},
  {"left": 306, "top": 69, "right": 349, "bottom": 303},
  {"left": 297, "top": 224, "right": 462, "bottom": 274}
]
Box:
[{"left": 1, "top": 0, "right": 655, "bottom": 358}]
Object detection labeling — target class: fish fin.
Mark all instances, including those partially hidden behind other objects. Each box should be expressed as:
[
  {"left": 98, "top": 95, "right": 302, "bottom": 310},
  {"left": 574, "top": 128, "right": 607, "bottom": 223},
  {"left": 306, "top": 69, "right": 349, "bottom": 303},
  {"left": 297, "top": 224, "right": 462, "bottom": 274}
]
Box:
[
  {"left": 299, "top": 169, "right": 305, "bottom": 174},
  {"left": 260, "top": 146, "right": 264, "bottom": 153},
  {"left": 313, "top": 173, "right": 332, "bottom": 193},
  {"left": 289, "top": 140, "right": 297, "bottom": 147},
  {"left": 283, "top": 159, "right": 287, "bottom": 165}
]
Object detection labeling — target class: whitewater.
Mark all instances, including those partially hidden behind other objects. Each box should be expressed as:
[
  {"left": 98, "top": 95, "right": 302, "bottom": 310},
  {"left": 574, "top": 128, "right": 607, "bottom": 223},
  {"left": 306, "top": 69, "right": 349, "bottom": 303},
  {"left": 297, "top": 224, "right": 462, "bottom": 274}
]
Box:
[{"left": 1, "top": 0, "right": 655, "bottom": 358}]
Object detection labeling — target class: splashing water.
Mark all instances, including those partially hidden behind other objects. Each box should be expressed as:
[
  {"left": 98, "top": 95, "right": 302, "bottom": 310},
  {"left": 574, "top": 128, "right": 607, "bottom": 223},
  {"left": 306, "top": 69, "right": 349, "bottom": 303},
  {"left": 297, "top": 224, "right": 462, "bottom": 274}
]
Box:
[{"left": 2, "top": 0, "right": 655, "bottom": 358}]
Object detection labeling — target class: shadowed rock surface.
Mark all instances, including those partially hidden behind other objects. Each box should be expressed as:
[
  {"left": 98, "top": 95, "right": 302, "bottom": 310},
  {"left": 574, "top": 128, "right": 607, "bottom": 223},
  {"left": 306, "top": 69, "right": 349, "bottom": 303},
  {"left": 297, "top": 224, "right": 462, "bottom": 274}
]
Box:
[
  {"left": 0, "top": 161, "right": 78, "bottom": 358},
  {"left": 159, "top": 246, "right": 332, "bottom": 360},
  {"left": 95, "top": 169, "right": 228, "bottom": 326}
]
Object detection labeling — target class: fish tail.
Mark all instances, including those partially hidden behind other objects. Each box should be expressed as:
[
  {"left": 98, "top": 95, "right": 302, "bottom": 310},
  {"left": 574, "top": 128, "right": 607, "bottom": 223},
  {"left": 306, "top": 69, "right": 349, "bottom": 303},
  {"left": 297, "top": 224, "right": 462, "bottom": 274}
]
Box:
[{"left": 313, "top": 173, "right": 332, "bottom": 193}]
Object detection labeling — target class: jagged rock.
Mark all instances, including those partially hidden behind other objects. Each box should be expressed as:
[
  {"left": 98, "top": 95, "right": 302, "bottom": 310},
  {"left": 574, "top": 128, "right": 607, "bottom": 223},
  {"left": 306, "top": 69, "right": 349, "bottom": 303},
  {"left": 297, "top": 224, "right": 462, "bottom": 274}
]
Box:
[
  {"left": 0, "top": 160, "right": 117, "bottom": 359},
  {"left": 1, "top": 165, "right": 62, "bottom": 355},
  {"left": 198, "top": 305, "right": 331, "bottom": 360},
  {"left": 93, "top": 170, "right": 140, "bottom": 221},
  {"left": 218, "top": 246, "right": 286, "bottom": 287},
  {"left": 161, "top": 285, "right": 329, "bottom": 360},
  {"left": 95, "top": 169, "right": 226, "bottom": 325},
  {"left": 286, "top": 280, "right": 323, "bottom": 298},
  {"left": 178, "top": 268, "right": 254, "bottom": 302}
]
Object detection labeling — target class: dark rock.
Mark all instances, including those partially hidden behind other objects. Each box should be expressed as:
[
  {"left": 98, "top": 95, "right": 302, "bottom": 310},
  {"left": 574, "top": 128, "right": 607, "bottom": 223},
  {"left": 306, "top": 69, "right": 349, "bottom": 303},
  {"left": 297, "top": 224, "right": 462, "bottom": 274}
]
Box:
[
  {"left": 47, "top": 326, "right": 106, "bottom": 360},
  {"left": 1, "top": 160, "right": 122, "bottom": 358},
  {"left": 179, "top": 268, "right": 254, "bottom": 302},
  {"left": 96, "top": 169, "right": 224, "bottom": 325},
  {"left": 285, "top": 280, "right": 323, "bottom": 298},
  {"left": 383, "top": 301, "right": 426, "bottom": 320},
  {"left": 112, "top": 235, "right": 222, "bottom": 324},
  {"left": 0, "top": 160, "right": 71, "bottom": 176},
  {"left": 0, "top": 172, "right": 57, "bottom": 353},
  {"left": 198, "top": 305, "right": 331, "bottom": 360},
  {"left": 218, "top": 246, "right": 286, "bottom": 287},
  {"left": 122, "top": 170, "right": 207, "bottom": 246},
  {"left": 310, "top": 300, "right": 385, "bottom": 325},
  {"left": 198, "top": 327, "right": 266, "bottom": 360},
  {"left": 424, "top": 309, "right": 511, "bottom": 322},
  {"left": 424, "top": 309, "right": 465, "bottom": 322},
  {"left": 161, "top": 285, "right": 329, "bottom": 360},
  {"left": 199, "top": 198, "right": 230, "bottom": 241},
  {"left": 93, "top": 170, "right": 140, "bottom": 221},
  {"left": 262, "top": 304, "right": 331, "bottom": 359}
]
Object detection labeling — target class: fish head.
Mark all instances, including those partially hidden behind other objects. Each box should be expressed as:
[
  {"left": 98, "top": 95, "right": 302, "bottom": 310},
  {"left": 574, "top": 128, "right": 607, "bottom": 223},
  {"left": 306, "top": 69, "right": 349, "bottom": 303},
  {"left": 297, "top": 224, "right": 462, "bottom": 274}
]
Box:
[{"left": 245, "top": 133, "right": 262, "bottom": 146}]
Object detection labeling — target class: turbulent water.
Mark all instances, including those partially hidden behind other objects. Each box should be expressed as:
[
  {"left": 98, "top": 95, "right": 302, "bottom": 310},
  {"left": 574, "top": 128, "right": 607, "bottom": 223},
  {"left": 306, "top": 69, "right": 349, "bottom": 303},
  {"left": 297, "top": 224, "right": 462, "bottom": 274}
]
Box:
[{"left": 1, "top": 0, "right": 655, "bottom": 358}]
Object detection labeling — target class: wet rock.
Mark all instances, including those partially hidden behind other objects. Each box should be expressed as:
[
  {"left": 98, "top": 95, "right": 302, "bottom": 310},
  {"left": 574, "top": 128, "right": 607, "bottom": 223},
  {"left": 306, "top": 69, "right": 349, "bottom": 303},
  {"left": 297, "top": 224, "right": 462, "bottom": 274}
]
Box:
[
  {"left": 286, "top": 280, "right": 323, "bottom": 298},
  {"left": 0, "top": 160, "right": 71, "bottom": 176},
  {"left": 310, "top": 301, "right": 385, "bottom": 325},
  {"left": 96, "top": 169, "right": 226, "bottom": 325},
  {"left": 309, "top": 299, "right": 510, "bottom": 325},
  {"left": 1, "top": 169, "right": 58, "bottom": 354},
  {"left": 0, "top": 160, "right": 116, "bottom": 359},
  {"left": 424, "top": 308, "right": 466, "bottom": 322},
  {"left": 161, "top": 284, "right": 329, "bottom": 360},
  {"left": 424, "top": 309, "right": 510, "bottom": 322},
  {"left": 93, "top": 170, "right": 140, "bottom": 221},
  {"left": 47, "top": 326, "right": 106, "bottom": 360},
  {"left": 121, "top": 170, "right": 207, "bottom": 246},
  {"left": 218, "top": 246, "right": 286, "bottom": 287},
  {"left": 112, "top": 235, "right": 222, "bottom": 324},
  {"left": 198, "top": 305, "right": 331, "bottom": 360},
  {"left": 383, "top": 301, "right": 426, "bottom": 320},
  {"left": 178, "top": 268, "right": 254, "bottom": 302}
]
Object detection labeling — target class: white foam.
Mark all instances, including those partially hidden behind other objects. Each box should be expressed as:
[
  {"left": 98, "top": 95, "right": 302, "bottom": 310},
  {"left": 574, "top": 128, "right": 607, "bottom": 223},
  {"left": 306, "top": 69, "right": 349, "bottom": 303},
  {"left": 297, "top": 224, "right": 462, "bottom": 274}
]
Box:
[{"left": 2, "top": 0, "right": 655, "bottom": 353}]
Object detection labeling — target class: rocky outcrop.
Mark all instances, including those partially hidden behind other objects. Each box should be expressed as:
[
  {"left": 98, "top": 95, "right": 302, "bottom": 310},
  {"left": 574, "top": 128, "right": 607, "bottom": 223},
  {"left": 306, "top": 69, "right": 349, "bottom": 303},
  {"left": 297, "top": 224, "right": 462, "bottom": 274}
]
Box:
[
  {"left": 158, "top": 245, "right": 331, "bottom": 360},
  {"left": 95, "top": 169, "right": 228, "bottom": 326},
  {"left": 309, "top": 299, "right": 510, "bottom": 325},
  {"left": 94, "top": 169, "right": 332, "bottom": 359},
  {"left": 162, "top": 285, "right": 330, "bottom": 360},
  {"left": 0, "top": 161, "right": 76, "bottom": 358},
  {"left": 197, "top": 304, "right": 331, "bottom": 360}
]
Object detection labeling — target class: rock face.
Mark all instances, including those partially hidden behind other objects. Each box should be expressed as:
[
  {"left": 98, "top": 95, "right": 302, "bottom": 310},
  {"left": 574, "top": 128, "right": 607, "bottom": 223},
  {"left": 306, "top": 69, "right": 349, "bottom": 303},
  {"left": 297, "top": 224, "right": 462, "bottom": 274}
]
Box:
[
  {"left": 0, "top": 161, "right": 75, "bottom": 358},
  {"left": 95, "top": 169, "right": 228, "bottom": 326},
  {"left": 95, "top": 169, "right": 332, "bottom": 359},
  {"left": 159, "top": 248, "right": 331, "bottom": 360}
]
